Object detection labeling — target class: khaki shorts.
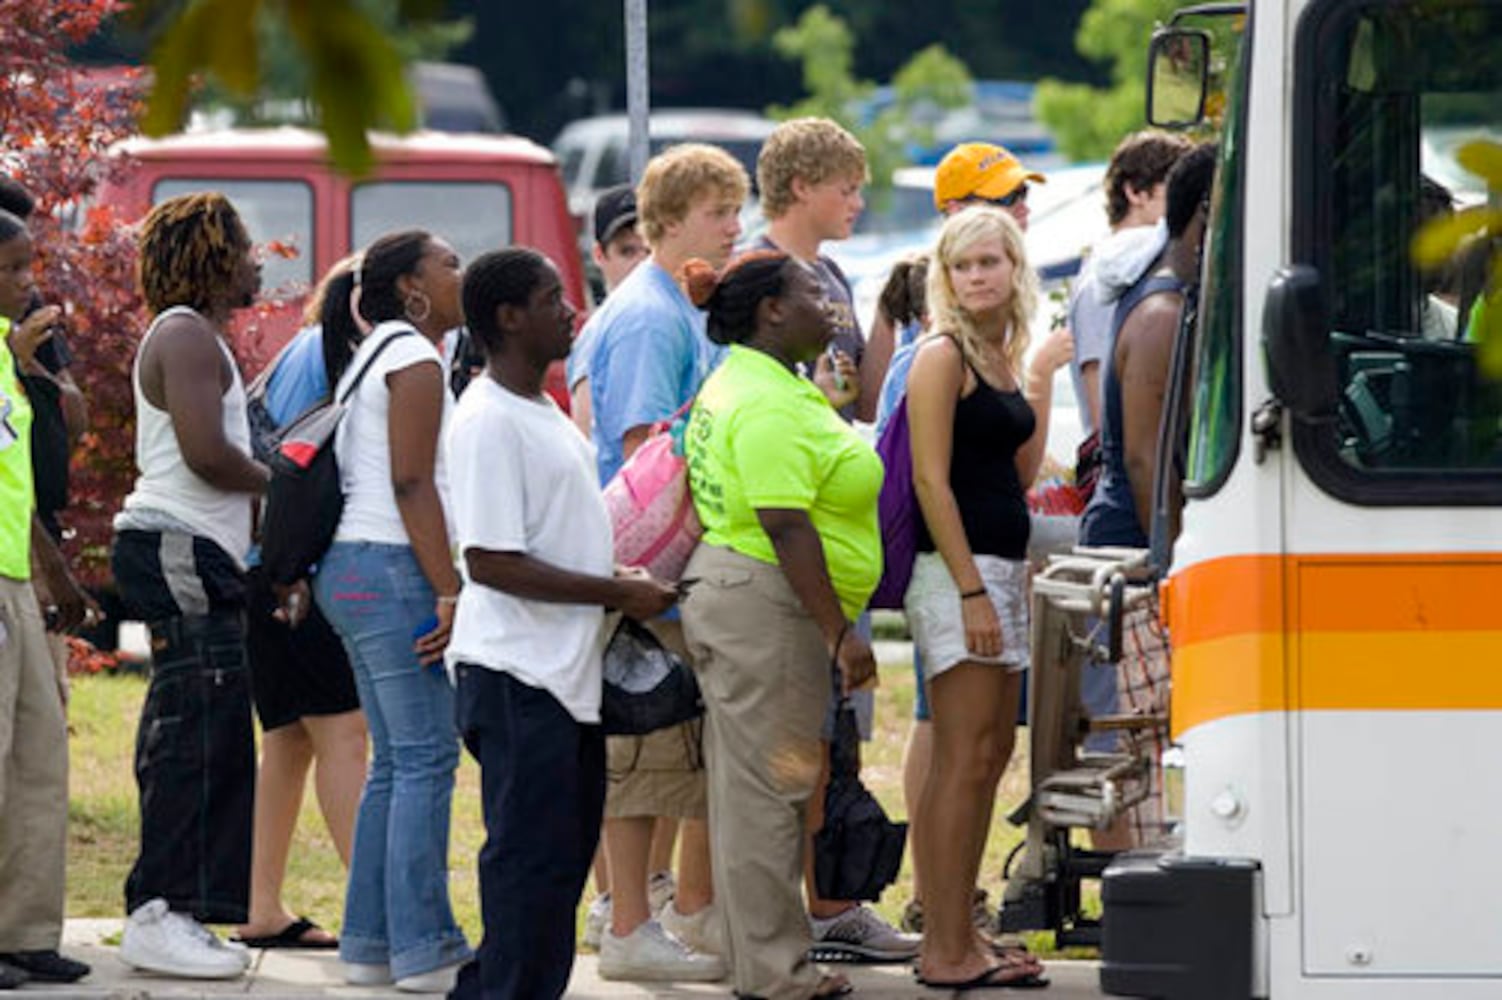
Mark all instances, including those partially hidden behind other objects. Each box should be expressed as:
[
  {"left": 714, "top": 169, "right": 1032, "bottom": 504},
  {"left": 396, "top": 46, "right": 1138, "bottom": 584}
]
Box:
[{"left": 604, "top": 618, "right": 708, "bottom": 819}]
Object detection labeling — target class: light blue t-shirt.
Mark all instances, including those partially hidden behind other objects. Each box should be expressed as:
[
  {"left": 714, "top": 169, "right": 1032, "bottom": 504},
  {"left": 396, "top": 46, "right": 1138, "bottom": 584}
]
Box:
[
  {"left": 874, "top": 319, "right": 923, "bottom": 437},
  {"left": 565, "top": 322, "right": 600, "bottom": 391},
  {"left": 264, "top": 324, "right": 330, "bottom": 426},
  {"left": 585, "top": 260, "right": 723, "bottom": 485}
]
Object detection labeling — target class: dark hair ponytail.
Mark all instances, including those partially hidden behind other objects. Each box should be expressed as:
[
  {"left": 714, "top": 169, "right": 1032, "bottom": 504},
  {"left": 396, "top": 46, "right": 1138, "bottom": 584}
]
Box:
[
  {"left": 358, "top": 229, "right": 431, "bottom": 325},
  {"left": 319, "top": 268, "right": 360, "bottom": 386},
  {"left": 879, "top": 254, "right": 929, "bottom": 328}
]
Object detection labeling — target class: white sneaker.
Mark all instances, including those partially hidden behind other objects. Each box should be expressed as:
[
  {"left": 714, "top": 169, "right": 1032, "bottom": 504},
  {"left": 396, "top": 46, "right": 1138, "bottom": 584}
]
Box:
[
  {"left": 647, "top": 870, "right": 677, "bottom": 914},
  {"left": 343, "top": 961, "right": 393, "bottom": 986},
  {"left": 394, "top": 960, "right": 463, "bottom": 993},
  {"left": 598, "top": 919, "right": 725, "bottom": 982},
  {"left": 582, "top": 893, "right": 611, "bottom": 951},
  {"left": 119, "top": 899, "right": 249, "bottom": 979},
  {"left": 808, "top": 904, "right": 921, "bottom": 963},
  {"left": 658, "top": 901, "right": 726, "bottom": 958}
]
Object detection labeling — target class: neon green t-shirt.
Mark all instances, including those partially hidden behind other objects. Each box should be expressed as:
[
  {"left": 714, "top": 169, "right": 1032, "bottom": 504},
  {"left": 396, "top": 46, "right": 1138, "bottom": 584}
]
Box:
[
  {"left": 1, "top": 317, "right": 36, "bottom": 581},
  {"left": 686, "top": 345, "right": 883, "bottom": 619}
]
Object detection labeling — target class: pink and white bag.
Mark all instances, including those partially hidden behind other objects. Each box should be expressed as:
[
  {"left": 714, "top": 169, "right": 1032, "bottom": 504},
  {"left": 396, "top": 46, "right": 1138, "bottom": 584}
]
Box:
[{"left": 603, "top": 403, "right": 701, "bottom": 581}]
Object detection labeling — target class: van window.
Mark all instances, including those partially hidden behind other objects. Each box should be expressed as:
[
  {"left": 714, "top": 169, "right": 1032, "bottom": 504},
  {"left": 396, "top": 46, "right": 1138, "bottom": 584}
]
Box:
[
  {"left": 1298, "top": 0, "right": 1502, "bottom": 491},
  {"left": 152, "top": 178, "right": 314, "bottom": 291},
  {"left": 351, "top": 181, "right": 513, "bottom": 269}
]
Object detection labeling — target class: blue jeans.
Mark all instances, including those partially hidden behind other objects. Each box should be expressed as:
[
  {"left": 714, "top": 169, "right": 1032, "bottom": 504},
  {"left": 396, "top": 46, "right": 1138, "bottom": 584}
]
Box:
[{"left": 314, "top": 542, "right": 470, "bottom": 979}]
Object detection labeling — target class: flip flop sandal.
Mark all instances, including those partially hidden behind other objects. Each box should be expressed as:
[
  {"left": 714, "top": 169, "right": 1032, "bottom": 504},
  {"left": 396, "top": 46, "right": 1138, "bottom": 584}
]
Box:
[
  {"left": 231, "top": 916, "right": 338, "bottom": 950},
  {"left": 916, "top": 963, "right": 1051, "bottom": 991}
]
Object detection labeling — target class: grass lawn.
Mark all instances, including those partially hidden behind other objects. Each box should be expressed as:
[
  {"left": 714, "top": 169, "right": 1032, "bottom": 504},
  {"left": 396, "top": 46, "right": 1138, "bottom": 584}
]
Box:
[{"left": 65, "top": 650, "right": 1066, "bottom": 951}]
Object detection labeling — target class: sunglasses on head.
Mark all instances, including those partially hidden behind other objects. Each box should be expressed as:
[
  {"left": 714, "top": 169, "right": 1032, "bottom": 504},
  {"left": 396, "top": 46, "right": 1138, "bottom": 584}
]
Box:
[{"left": 974, "top": 184, "right": 1029, "bottom": 209}]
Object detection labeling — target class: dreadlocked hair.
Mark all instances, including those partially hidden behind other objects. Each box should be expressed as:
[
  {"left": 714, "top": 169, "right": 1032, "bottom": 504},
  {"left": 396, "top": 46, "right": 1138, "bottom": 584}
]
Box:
[
  {"left": 683, "top": 249, "right": 792, "bottom": 346},
  {"left": 138, "top": 192, "right": 251, "bottom": 315},
  {"left": 462, "top": 247, "right": 552, "bottom": 357},
  {"left": 358, "top": 229, "right": 432, "bottom": 325}
]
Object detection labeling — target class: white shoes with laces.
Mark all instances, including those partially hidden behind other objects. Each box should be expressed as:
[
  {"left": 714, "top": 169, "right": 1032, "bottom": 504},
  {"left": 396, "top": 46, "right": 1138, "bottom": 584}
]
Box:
[
  {"left": 119, "top": 899, "right": 249, "bottom": 979},
  {"left": 598, "top": 918, "right": 725, "bottom": 982}
]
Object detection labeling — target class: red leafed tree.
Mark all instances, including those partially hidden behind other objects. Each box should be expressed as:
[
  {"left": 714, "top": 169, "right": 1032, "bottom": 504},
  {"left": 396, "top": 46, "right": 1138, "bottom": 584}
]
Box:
[
  {"left": 2, "top": 0, "right": 145, "bottom": 586},
  {"left": 2, "top": 2, "right": 289, "bottom": 588}
]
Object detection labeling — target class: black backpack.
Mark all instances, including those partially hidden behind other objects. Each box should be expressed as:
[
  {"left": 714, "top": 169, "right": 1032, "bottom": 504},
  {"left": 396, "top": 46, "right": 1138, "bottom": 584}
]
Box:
[{"left": 259, "top": 330, "right": 413, "bottom": 586}]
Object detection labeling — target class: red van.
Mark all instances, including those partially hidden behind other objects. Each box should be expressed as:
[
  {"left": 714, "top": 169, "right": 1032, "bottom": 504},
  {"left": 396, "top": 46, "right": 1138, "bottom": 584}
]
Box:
[{"left": 95, "top": 126, "right": 584, "bottom": 402}]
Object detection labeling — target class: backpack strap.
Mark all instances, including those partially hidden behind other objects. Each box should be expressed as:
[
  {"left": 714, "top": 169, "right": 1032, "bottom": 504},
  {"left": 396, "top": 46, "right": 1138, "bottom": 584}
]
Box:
[{"left": 336, "top": 328, "right": 417, "bottom": 406}]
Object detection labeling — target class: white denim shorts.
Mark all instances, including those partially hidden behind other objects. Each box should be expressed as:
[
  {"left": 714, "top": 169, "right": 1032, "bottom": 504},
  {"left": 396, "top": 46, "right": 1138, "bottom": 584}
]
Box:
[{"left": 905, "top": 551, "right": 1030, "bottom": 681}]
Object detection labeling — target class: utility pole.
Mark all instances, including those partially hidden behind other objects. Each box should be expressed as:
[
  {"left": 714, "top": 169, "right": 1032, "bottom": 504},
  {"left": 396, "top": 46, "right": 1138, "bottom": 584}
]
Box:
[{"left": 624, "top": 0, "right": 650, "bottom": 184}]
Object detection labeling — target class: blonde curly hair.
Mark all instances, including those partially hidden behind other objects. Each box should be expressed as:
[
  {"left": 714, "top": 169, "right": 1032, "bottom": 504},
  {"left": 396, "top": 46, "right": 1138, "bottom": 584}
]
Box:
[
  {"left": 636, "top": 144, "right": 749, "bottom": 245},
  {"left": 756, "top": 117, "right": 868, "bottom": 220},
  {"left": 924, "top": 205, "right": 1037, "bottom": 377}
]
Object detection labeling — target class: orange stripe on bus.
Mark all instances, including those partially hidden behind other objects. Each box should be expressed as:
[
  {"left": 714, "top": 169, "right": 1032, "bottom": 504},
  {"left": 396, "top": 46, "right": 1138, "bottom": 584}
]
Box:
[{"left": 1167, "top": 554, "right": 1502, "bottom": 737}]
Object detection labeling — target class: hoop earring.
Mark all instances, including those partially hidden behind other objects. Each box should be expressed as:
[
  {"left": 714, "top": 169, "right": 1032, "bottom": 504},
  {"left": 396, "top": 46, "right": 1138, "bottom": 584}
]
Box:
[{"left": 403, "top": 290, "right": 432, "bottom": 325}]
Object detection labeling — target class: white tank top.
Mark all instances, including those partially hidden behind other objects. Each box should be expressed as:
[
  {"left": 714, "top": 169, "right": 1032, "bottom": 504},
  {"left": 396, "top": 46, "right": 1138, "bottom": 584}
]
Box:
[{"left": 119, "top": 306, "right": 254, "bottom": 567}]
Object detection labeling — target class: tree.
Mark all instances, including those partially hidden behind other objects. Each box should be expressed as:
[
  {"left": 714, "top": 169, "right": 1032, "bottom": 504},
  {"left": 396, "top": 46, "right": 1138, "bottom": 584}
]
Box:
[
  {"left": 197, "top": 1, "right": 473, "bottom": 127},
  {"left": 129, "top": 0, "right": 451, "bottom": 173},
  {"left": 1033, "top": 0, "right": 1182, "bottom": 162},
  {"left": 1034, "top": 0, "right": 1241, "bottom": 162},
  {"left": 767, "top": 4, "right": 972, "bottom": 191},
  {"left": 2, "top": 0, "right": 146, "bottom": 586},
  {"left": 1, "top": 0, "right": 290, "bottom": 587}
]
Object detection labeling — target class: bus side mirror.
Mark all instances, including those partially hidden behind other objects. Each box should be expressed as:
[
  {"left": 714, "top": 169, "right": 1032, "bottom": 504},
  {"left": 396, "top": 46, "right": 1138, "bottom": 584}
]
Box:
[
  {"left": 1147, "top": 28, "right": 1211, "bottom": 127},
  {"left": 1263, "top": 266, "right": 1339, "bottom": 422}
]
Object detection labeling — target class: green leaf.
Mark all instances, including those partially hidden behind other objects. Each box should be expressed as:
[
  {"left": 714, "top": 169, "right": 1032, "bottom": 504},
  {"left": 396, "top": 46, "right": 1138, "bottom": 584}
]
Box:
[
  {"left": 1411, "top": 206, "right": 1502, "bottom": 269},
  {"left": 1456, "top": 138, "right": 1502, "bottom": 188},
  {"left": 285, "top": 0, "right": 417, "bottom": 174}
]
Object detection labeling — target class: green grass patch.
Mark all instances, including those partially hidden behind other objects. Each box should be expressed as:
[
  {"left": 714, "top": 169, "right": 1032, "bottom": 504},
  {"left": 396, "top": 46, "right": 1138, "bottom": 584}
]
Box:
[{"left": 67, "top": 656, "right": 1084, "bottom": 954}]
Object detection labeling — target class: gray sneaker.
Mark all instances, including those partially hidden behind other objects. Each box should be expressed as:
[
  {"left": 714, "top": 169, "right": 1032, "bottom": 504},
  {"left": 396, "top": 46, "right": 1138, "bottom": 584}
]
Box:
[
  {"left": 808, "top": 904, "right": 921, "bottom": 963},
  {"left": 598, "top": 919, "right": 725, "bottom": 982}
]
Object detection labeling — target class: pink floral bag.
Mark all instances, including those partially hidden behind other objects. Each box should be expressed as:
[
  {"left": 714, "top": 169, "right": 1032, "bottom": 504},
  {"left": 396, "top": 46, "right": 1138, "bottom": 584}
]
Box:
[{"left": 603, "top": 402, "right": 701, "bottom": 581}]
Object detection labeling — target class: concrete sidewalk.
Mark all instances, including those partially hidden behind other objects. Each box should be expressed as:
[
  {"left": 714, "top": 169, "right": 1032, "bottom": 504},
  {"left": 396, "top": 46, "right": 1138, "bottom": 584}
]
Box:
[{"left": 16, "top": 920, "right": 1108, "bottom": 998}]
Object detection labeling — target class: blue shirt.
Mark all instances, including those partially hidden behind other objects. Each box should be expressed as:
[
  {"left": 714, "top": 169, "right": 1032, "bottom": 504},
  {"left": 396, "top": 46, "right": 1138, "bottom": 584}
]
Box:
[
  {"left": 565, "top": 322, "right": 601, "bottom": 391},
  {"left": 874, "top": 320, "right": 922, "bottom": 437},
  {"left": 585, "top": 260, "right": 723, "bottom": 485},
  {"left": 264, "top": 324, "right": 330, "bottom": 426}
]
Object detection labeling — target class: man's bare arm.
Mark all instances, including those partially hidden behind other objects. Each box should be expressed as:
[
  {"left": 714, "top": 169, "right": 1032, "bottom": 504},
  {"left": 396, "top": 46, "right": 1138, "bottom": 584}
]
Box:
[{"left": 1117, "top": 295, "right": 1182, "bottom": 539}]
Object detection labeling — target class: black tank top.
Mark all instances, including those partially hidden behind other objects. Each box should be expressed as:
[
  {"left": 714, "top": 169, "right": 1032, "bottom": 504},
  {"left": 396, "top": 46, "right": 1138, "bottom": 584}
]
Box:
[{"left": 915, "top": 344, "right": 1036, "bottom": 560}]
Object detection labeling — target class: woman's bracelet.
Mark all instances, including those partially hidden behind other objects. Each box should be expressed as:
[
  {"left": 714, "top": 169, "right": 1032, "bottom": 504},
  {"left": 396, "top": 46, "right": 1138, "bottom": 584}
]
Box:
[
  {"left": 960, "top": 587, "right": 988, "bottom": 601},
  {"left": 436, "top": 592, "right": 461, "bottom": 606}
]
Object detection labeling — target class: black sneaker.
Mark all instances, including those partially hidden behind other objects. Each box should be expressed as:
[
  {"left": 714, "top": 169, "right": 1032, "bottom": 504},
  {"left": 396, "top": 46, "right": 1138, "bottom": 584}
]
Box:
[
  {"left": 0, "top": 959, "right": 28, "bottom": 990},
  {"left": 0, "top": 950, "right": 90, "bottom": 984}
]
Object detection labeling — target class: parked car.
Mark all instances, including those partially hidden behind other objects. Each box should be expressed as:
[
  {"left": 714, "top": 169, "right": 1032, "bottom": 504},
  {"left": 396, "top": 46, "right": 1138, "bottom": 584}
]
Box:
[
  {"left": 94, "top": 126, "right": 584, "bottom": 402},
  {"left": 853, "top": 80, "right": 1063, "bottom": 167},
  {"left": 553, "top": 108, "right": 775, "bottom": 220}
]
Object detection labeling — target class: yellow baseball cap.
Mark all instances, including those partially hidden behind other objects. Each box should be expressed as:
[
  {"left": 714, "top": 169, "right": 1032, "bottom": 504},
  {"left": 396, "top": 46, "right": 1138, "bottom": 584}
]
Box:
[{"left": 933, "top": 142, "right": 1046, "bottom": 211}]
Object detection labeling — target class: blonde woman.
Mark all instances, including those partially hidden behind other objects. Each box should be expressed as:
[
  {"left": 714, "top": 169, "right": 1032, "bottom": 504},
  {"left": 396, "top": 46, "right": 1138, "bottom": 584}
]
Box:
[{"left": 905, "top": 206, "right": 1070, "bottom": 989}]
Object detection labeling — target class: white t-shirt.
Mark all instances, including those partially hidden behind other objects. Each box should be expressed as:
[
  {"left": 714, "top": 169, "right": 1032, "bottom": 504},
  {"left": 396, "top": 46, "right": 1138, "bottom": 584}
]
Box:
[
  {"left": 333, "top": 321, "right": 454, "bottom": 545},
  {"left": 444, "top": 376, "right": 614, "bottom": 723}
]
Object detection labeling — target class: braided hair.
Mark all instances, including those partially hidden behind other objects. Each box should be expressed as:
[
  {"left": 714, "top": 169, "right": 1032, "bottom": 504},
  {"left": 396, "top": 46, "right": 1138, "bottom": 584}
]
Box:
[
  {"left": 461, "top": 248, "right": 552, "bottom": 357},
  {"left": 138, "top": 192, "right": 251, "bottom": 314},
  {"left": 357, "top": 229, "right": 431, "bottom": 325},
  {"left": 683, "top": 249, "right": 792, "bottom": 346}
]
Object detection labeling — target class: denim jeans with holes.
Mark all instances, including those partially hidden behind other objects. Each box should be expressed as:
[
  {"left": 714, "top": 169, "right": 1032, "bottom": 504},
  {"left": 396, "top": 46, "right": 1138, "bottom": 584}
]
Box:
[{"left": 314, "top": 541, "right": 470, "bottom": 979}]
